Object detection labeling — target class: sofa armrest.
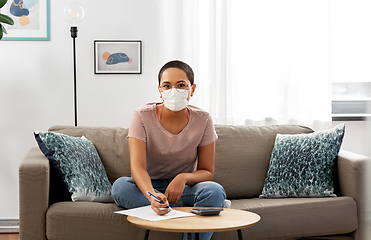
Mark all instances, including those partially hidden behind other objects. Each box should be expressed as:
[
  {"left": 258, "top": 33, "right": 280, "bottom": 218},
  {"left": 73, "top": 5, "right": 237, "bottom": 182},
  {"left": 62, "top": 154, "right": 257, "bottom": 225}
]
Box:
[
  {"left": 337, "top": 149, "right": 367, "bottom": 200},
  {"left": 19, "top": 147, "right": 49, "bottom": 240},
  {"left": 336, "top": 149, "right": 369, "bottom": 240}
]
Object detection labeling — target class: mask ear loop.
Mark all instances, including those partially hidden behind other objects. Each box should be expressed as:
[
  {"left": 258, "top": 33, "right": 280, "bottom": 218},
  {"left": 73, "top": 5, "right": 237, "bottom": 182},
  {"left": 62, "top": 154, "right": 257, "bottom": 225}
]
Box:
[{"left": 159, "top": 86, "right": 164, "bottom": 101}]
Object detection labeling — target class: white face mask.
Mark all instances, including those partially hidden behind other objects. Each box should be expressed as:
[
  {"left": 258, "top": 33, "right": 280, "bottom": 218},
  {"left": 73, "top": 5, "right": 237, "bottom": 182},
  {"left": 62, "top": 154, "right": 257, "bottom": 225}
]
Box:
[{"left": 161, "top": 89, "right": 189, "bottom": 112}]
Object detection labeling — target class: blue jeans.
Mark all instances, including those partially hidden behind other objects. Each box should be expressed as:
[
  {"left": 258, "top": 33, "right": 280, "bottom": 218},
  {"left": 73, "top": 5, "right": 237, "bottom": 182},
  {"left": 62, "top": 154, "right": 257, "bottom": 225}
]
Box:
[{"left": 112, "top": 177, "right": 226, "bottom": 240}]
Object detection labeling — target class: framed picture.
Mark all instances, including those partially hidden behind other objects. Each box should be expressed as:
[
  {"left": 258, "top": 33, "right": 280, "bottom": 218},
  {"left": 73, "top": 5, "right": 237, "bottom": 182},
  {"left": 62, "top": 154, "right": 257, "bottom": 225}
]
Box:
[
  {"left": 94, "top": 40, "right": 142, "bottom": 74},
  {"left": 1, "top": 0, "right": 50, "bottom": 41}
]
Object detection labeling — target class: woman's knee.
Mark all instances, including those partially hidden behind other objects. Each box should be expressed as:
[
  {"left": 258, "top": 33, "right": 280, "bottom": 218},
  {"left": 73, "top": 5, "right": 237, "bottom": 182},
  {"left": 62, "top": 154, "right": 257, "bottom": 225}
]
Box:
[
  {"left": 195, "top": 181, "right": 226, "bottom": 206},
  {"left": 206, "top": 181, "right": 226, "bottom": 199},
  {"left": 112, "top": 177, "right": 133, "bottom": 199},
  {"left": 112, "top": 176, "right": 131, "bottom": 190},
  {"left": 209, "top": 181, "right": 225, "bottom": 192},
  {"left": 112, "top": 177, "right": 150, "bottom": 209}
]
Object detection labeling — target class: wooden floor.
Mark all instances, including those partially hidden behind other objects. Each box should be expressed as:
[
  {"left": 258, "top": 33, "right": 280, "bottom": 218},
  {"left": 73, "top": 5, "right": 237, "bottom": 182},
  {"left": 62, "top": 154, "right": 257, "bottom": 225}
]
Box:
[{"left": 0, "top": 234, "right": 19, "bottom": 240}]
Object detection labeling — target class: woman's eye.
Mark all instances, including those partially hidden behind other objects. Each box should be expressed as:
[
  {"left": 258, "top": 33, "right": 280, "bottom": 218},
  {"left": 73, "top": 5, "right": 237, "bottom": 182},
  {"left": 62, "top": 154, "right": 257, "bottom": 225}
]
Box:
[{"left": 178, "top": 84, "right": 186, "bottom": 88}]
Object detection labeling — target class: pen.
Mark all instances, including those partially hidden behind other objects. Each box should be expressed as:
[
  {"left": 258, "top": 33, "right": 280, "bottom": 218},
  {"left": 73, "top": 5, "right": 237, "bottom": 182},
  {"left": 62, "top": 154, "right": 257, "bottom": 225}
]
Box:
[{"left": 146, "top": 191, "right": 171, "bottom": 209}]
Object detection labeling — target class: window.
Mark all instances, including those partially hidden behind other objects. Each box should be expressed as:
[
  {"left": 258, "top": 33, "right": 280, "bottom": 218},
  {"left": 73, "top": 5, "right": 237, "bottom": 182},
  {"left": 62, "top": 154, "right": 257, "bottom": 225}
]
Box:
[{"left": 332, "top": 82, "right": 371, "bottom": 121}]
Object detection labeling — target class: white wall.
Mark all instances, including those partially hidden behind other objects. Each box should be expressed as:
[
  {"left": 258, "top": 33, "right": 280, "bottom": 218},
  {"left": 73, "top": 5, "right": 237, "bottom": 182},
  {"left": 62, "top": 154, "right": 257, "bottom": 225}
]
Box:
[
  {"left": 0, "top": 0, "right": 369, "bottom": 220},
  {"left": 0, "top": 0, "right": 162, "bottom": 219},
  {"left": 332, "top": 121, "right": 370, "bottom": 157}
]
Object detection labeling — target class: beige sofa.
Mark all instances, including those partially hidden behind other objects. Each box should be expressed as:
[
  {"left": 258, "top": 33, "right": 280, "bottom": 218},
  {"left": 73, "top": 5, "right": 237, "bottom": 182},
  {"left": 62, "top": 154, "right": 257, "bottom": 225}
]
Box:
[{"left": 19, "top": 124, "right": 367, "bottom": 240}]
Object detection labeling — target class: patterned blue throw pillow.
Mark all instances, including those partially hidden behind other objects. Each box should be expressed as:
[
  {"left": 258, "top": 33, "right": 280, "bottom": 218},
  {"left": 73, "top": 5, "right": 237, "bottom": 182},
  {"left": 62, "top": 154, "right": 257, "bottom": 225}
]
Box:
[
  {"left": 35, "top": 131, "right": 113, "bottom": 202},
  {"left": 259, "top": 124, "right": 345, "bottom": 198}
]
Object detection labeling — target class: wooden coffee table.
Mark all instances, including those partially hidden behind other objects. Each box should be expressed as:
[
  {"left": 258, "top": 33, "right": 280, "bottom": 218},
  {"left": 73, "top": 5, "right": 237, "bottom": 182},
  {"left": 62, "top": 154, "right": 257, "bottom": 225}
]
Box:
[{"left": 127, "top": 207, "right": 260, "bottom": 240}]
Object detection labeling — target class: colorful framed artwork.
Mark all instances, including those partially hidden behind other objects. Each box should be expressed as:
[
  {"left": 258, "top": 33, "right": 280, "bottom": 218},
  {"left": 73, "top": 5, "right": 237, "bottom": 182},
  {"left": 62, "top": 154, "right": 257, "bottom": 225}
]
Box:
[
  {"left": 1, "top": 0, "right": 50, "bottom": 41},
  {"left": 94, "top": 40, "right": 142, "bottom": 74}
]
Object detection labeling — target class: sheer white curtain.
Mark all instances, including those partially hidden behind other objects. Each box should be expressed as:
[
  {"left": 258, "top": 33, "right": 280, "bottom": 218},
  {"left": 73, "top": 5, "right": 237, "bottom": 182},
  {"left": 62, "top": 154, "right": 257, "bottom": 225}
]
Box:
[{"left": 159, "top": 0, "right": 332, "bottom": 129}]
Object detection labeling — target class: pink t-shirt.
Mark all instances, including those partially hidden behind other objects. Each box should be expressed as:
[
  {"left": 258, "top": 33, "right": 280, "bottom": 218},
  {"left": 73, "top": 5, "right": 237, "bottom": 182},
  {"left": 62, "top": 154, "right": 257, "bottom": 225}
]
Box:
[{"left": 128, "top": 102, "right": 218, "bottom": 180}]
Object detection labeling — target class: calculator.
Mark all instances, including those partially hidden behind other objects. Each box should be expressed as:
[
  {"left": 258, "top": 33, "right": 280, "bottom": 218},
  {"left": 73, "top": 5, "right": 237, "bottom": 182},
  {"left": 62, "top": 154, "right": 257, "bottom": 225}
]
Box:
[{"left": 190, "top": 207, "right": 224, "bottom": 216}]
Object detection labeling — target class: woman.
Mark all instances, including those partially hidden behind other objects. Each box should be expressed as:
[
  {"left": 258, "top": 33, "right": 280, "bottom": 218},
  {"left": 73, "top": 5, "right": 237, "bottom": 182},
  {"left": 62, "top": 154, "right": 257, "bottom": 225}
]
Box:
[{"left": 112, "top": 60, "right": 226, "bottom": 240}]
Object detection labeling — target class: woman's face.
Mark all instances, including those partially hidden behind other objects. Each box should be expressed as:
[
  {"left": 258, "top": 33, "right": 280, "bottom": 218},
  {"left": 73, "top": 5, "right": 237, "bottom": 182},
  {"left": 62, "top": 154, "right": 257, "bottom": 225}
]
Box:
[{"left": 158, "top": 68, "right": 196, "bottom": 101}]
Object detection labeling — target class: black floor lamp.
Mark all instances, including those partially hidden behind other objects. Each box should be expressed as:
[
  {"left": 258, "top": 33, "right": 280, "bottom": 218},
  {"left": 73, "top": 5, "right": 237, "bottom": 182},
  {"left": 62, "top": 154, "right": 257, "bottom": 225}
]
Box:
[{"left": 64, "top": 2, "right": 85, "bottom": 126}]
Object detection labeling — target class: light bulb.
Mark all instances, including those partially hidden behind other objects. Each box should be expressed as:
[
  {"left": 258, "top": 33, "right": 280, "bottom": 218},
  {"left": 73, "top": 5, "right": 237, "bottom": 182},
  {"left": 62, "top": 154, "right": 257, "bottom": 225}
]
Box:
[{"left": 64, "top": 2, "right": 85, "bottom": 26}]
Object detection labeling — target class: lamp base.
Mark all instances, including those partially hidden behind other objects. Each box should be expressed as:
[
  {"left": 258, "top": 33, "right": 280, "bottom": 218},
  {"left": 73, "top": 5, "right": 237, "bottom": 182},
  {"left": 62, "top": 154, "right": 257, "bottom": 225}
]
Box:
[{"left": 70, "top": 26, "right": 78, "bottom": 38}]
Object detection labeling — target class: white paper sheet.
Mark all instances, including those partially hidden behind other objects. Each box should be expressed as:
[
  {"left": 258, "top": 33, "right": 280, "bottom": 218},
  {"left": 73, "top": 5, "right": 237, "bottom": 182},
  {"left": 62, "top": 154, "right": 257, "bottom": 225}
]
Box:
[{"left": 115, "top": 205, "right": 195, "bottom": 221}]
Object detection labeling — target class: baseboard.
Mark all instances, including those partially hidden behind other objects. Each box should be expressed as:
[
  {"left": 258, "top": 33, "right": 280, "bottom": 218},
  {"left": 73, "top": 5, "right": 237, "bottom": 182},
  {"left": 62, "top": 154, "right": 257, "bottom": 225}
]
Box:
[{"left": 0, "top": 219, "right": 19, "bottom": 233}]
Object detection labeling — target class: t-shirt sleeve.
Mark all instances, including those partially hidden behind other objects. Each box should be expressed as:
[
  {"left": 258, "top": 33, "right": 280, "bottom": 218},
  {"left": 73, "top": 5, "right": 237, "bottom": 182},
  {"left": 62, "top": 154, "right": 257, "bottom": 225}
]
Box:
[
  {"left": 127, "top": 110, "right": 147, "bottom": 142},
  {"left": 199, "top": 115, "right": 218, "bottom": 147}
]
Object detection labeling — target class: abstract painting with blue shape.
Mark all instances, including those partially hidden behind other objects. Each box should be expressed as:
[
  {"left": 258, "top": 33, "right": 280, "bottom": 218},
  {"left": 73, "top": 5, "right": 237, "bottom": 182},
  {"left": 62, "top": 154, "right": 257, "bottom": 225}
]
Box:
[
  {"left": 9, "top": 0, "right": 38, "bottom": 26},
  {"left": 102, "top": 51, "right": 133, "bottom": 65},
  {"left": 10, "top": 0, "right": 29, "bottom": 17}
]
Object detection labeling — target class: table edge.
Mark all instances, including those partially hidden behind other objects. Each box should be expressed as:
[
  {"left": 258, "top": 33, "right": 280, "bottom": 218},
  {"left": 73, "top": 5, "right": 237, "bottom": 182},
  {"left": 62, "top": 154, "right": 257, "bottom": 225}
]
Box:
[{"left": 127, "top": 207, "right": 261, "bottom": 233}]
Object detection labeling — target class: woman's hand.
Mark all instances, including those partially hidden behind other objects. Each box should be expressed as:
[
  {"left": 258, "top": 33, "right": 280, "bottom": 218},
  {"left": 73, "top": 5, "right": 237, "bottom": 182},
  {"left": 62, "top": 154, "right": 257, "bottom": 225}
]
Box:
[
  {"left": 150, "top": 192, "right": 171, "bottom": 215},
  {"left": 165, "top": 174, "right": 187, "bottom": 205}
]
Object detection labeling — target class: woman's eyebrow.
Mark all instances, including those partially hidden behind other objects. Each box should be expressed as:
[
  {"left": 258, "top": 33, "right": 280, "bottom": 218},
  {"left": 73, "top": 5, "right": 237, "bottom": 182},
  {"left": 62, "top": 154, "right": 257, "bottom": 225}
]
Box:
[{"left": 161, "top": 80, "right": 187, "bottom": 84}]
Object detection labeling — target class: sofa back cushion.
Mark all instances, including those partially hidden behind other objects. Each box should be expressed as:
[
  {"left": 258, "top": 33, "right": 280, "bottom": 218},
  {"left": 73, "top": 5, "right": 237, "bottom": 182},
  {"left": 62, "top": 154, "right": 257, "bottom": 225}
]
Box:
[
  {"left": 49, "top": 124, "right": 314, "bottom": 199},
  {"left": 213, "top": 124, "right": 314, "bottom": 199}
]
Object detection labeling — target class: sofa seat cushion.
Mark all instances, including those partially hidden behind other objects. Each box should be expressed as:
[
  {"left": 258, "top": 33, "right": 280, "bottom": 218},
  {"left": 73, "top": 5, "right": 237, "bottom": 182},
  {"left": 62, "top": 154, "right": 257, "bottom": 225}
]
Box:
[
  {"left": 230, "top": 196, "right": 357, "bottom": 239},
  {"left": 46, "top": 202, "right": 183, "bottom": 240},
  {"left": 46, "top": 202, "right": 128, "bottom": 240}
]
